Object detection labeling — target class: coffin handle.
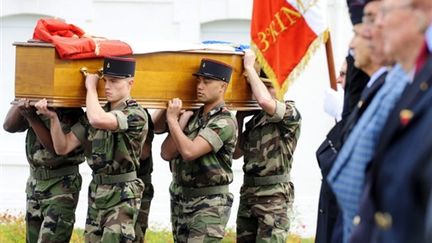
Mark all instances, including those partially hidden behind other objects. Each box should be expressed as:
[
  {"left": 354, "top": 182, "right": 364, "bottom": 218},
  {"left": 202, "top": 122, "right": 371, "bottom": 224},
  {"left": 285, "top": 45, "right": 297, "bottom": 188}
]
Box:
[
  {"left": 80, "top": 67, "right": 103, "bottom": 78},
  {"left": 80, "top": 67, "right": 89, "bottom": 77}
]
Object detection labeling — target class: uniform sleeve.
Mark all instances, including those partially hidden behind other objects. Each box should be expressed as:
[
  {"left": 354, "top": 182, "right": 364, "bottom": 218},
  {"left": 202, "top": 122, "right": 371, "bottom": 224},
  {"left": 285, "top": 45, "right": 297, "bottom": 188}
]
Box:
[
  {"left": 278, "top": 101, "right": 302, "bottom": 142},
  {"left": 199, "top": 116, "right": 236, "bottom": 153},
  {"left": 71, "top": 114, "right": 88, "bottom": 144},
  {"left": 110, "top": 108, "right": 147, "bottom": 134},
  {"left": 110, "top": 110, "right": 129, "bottom": 131},
  {"left": 267, "top": 100, "right": 286, "bottom": 123}
]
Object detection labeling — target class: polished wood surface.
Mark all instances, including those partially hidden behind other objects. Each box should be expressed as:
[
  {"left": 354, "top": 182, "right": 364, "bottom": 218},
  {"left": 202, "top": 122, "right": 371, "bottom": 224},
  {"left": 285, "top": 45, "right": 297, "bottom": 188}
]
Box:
[{"left": 14, "top": 42, "right": 258, "bottom": 110}]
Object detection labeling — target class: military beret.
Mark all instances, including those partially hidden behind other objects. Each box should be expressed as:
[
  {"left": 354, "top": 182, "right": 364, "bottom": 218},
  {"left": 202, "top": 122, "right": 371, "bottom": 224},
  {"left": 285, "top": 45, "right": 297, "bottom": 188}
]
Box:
[
  {"left": 193, "top": 58, "right": 233, "bottom": 83},
  {"left": 103, "top": 56, "right": 136, "bottom": 78}
]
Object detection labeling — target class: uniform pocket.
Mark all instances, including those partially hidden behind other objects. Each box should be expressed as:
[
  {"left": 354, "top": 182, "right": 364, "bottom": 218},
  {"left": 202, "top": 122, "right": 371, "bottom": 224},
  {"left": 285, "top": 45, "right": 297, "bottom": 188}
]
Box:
[
  {"left": 94, "top": 180, "right": 143, "bottom": 209},
  {"left": 120, "top": 222, "right": 136, "bottom": 242},
  {"left": 94, "top": 184, "right": 126, "bottom": 209},
  {"left": 205, "top": 223, "right": 225, "bottom": 239}
]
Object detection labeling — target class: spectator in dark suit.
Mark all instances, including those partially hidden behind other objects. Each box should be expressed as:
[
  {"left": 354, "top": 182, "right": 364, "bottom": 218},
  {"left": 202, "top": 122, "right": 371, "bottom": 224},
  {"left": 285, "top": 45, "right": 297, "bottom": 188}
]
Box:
[{"left": 350, "top": 0, "right": 429, "bottom": 242}]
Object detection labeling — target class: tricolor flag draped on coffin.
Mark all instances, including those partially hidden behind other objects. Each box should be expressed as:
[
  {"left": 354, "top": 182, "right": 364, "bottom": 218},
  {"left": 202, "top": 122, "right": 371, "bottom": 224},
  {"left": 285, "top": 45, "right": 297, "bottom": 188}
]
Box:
[{"left": 251, "top": 0, "right": 329, "bottom": 99}]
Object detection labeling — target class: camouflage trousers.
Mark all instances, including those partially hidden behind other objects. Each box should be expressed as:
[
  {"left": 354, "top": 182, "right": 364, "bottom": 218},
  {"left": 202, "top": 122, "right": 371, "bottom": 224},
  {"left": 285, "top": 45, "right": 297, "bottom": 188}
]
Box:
[
  {"left": 170, "top": 184, "right": 234, "bottom": 243},
  {"left": 236, "top": 182, "right": 295, "bottom": 243},
  {"left": 26, "top": 174, "right": 81, "bottom": 243},
  {"left": 133, "top": 182, "right": 154, "bottom": 243},
  {"left": 85, "top": 179, "right": 144, "bottom": 243}
]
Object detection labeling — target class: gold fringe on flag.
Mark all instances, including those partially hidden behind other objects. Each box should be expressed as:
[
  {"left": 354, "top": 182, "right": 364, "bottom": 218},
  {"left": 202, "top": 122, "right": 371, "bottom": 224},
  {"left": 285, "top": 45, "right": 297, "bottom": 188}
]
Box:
[{"left": 252, "top": 29, "right": 330, "bottom": 100}]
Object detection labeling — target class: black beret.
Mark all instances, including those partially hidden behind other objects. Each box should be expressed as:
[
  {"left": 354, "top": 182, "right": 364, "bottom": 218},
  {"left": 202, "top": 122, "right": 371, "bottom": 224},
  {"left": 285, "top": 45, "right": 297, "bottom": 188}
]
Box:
[
  {"left": 103, "top": 56, "right": 136, "bottom": 78},
  {"left": 193, "top": 59, "right": 233, "bottom": 83}
]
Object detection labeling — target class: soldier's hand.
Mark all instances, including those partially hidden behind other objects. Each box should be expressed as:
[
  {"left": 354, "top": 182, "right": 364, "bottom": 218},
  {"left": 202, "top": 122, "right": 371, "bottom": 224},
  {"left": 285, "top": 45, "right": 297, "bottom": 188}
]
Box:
[
  {"left": 243, "top": 49, "right": 256, "bottom": 70},
  {"left": 17, "top": 98, "right": 37, "bottom": 120},
  {"left": 167, "top": 98, "right": 183, "bottom": 122},
  {"left": 85, "top": 73, "right": 100, "bottom": 90},
  {"left": 34, "top": 99, "right": 57, "bottom": 119}
]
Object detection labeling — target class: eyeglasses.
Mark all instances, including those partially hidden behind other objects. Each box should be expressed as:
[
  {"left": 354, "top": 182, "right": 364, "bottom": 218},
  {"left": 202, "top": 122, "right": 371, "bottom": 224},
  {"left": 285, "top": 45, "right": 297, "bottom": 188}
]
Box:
[{"left": 380, "top": 3, "right": 412, "bottom": 17}]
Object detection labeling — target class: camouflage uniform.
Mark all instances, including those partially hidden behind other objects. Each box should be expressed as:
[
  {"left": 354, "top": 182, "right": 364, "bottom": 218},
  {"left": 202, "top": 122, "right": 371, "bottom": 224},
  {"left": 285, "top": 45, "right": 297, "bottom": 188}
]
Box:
[
  {"left": 134, "top": 109, "right": 154, "bottom": 243},
  {"left": 25, "top": 108, "right": 85, "bottom": 243},
  {"left": 71, "top": 99, "right": 147, "bottom": 243},
  {"left": 169, "top": 103, "right": 237, "bottom": 243},
  {"left": 236, "top": 100, "right": 301, "bottom": 243}
]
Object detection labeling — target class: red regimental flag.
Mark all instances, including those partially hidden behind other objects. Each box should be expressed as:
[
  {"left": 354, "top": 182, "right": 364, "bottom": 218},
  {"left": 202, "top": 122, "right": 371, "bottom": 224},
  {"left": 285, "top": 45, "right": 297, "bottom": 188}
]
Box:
[{"left": 251, "top": 0, "right": 328, "bottom": 99}]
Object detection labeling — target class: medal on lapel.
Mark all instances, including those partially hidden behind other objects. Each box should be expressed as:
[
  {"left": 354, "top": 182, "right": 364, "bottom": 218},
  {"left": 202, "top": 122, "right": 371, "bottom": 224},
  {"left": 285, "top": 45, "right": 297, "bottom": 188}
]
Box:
[{"left": 400, "top": 109, "right": 413, "bottom": 126}]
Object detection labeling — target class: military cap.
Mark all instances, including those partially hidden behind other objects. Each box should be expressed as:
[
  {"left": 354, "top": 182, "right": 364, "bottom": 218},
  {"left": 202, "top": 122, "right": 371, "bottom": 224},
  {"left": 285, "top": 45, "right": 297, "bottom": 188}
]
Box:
[
  {"left": 103, "top": 56, "right": 136, "bottom": 78},
  {"left": 193, "top": 58, "right": 233, "bottom": 83}
]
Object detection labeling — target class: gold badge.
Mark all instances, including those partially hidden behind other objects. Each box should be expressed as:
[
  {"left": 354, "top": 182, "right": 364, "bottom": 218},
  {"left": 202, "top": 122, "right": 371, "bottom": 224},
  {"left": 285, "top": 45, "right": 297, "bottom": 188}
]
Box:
[
  {"left": 374, "top": 212, "right": 392, "bottom": 230},
  {"left": 420, "top": 82, "right": 428, "bottom": 91},
  {"left": 400, "top": 109, "right": 413, "bottom": 126}
]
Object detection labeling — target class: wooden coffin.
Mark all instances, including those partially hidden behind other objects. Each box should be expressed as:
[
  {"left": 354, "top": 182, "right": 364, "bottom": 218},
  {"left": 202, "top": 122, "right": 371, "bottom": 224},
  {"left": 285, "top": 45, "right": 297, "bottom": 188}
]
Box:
[{"left": 14, "top": 42, "right": 258, "bottom": 110}]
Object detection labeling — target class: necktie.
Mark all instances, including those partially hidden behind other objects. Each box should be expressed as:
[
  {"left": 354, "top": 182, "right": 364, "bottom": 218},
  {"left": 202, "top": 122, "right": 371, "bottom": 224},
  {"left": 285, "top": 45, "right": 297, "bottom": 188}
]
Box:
[{"left": 327, "top": 64, "right": 410, "bottom": 243}]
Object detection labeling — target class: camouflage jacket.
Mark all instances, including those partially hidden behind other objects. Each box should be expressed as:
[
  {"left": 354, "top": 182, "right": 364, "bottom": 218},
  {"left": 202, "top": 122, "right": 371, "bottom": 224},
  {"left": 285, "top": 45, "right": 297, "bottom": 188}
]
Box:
[
  {"left": 72, "top": 99, "right": 148, "bottom": 175},
  {"left": 137, "top": 108, "right": 154, "bottom": 177},
  {"left": 171, "top": 103, "right": 238, "bottom": 188},
  {"left": 241, "top": 100, "right": 301, "bottom": 177},
  {"left": 26, "top": 108, "right": 85, "bottom": 169}
]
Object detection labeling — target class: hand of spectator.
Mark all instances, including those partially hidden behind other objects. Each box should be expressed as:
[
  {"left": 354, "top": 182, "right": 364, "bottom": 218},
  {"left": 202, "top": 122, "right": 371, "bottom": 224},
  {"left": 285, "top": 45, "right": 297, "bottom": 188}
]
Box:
[{"left": 323, "top": 84, "right": 344, "bottom": 121}]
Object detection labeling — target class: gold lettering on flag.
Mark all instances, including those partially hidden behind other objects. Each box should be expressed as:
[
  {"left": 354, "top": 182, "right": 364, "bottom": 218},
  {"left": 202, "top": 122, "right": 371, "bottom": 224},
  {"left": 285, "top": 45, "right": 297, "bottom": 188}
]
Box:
[{"left": 258, "top": 7, "right": 301, "bottom": 52}]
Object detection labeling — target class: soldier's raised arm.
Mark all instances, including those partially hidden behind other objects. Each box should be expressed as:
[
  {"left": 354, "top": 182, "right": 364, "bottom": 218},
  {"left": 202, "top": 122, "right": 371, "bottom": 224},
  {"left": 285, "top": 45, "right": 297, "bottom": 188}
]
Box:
[
  {"left": 35, "top": 98, "right": 81, "bottom": 155},
  {"left": 3, "top": 100, "right": 28, "bottom": 133},
  {"left": 161, "top": 109, "right": 193, "bottom": 161},
  {"left": 243, "top": 49, "right": 277, "bottom": 115},
  {"left": 84, "top": 73, "right": 120, "bottom": 130}
]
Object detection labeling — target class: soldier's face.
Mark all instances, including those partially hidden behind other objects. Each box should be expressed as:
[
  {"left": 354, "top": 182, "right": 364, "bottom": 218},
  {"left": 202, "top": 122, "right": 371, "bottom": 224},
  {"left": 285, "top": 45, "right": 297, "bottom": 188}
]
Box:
[
  {"left": 103, "top": 76, "right": 133, "bottom": 103},
  {"left": 196, "top": 76, "right": 226, "bottom": 103}
]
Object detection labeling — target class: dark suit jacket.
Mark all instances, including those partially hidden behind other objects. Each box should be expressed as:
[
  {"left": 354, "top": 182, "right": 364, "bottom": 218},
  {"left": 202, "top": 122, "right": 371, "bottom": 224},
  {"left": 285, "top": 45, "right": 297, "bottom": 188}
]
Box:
[
  {"left": 342, "top": 54, "right": 370, "bottom": 120},
  {"left": 351, "top": 56, "right": 432, "bottom": 243},
  {"left": 315, "top": 71, "right": 386, "bottom": 243}
]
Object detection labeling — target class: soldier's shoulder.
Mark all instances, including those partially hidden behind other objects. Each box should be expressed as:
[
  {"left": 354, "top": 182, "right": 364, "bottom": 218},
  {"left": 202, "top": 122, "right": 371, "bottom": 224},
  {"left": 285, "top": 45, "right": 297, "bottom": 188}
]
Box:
[
  {"left": 283, "top": 100, "right": 301, "bottom": 120},
  {"left": 125, "top": 99, "right": 147, "bottom": 117},
  {"left": 216, "top": 108, "right": 236, "bottom": 124}
]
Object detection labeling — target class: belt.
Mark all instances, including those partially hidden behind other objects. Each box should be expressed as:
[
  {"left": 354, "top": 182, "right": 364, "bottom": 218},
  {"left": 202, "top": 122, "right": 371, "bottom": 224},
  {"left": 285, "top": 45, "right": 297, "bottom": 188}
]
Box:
[
  {"left": 179, "top": 185, "right": 229, "bottom": 198},
  {"left": 30, "top": 165, "right": 79, "bottom": 180},
  {"left": 92, "top": 171, "right": 137, "bottom": 185},
  {"left": 243, "top": 174, "right": 290, "bottom": 186},
  {"left": 138, "top": 174, "right": 152, "bottom": 184}
]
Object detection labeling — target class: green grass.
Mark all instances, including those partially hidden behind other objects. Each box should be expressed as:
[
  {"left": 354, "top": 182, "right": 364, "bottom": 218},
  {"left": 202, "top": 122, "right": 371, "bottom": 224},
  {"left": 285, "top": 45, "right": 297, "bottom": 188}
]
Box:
[{"left": 0, "top": 213, "right": 314, "bottom": 242}]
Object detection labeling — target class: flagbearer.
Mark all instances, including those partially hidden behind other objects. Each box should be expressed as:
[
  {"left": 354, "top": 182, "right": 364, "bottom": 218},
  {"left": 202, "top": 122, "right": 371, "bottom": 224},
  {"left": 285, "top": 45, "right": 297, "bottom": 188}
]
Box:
[{"left": 234, "top": 49, "right": 301, "bottom": 242}]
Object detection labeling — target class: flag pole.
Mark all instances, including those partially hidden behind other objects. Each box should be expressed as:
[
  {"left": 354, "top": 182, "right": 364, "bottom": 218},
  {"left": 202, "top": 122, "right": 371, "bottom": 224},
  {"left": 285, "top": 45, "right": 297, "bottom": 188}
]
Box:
[{"left": 325, "top": 32, "right": 338, "bottom": 90}]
